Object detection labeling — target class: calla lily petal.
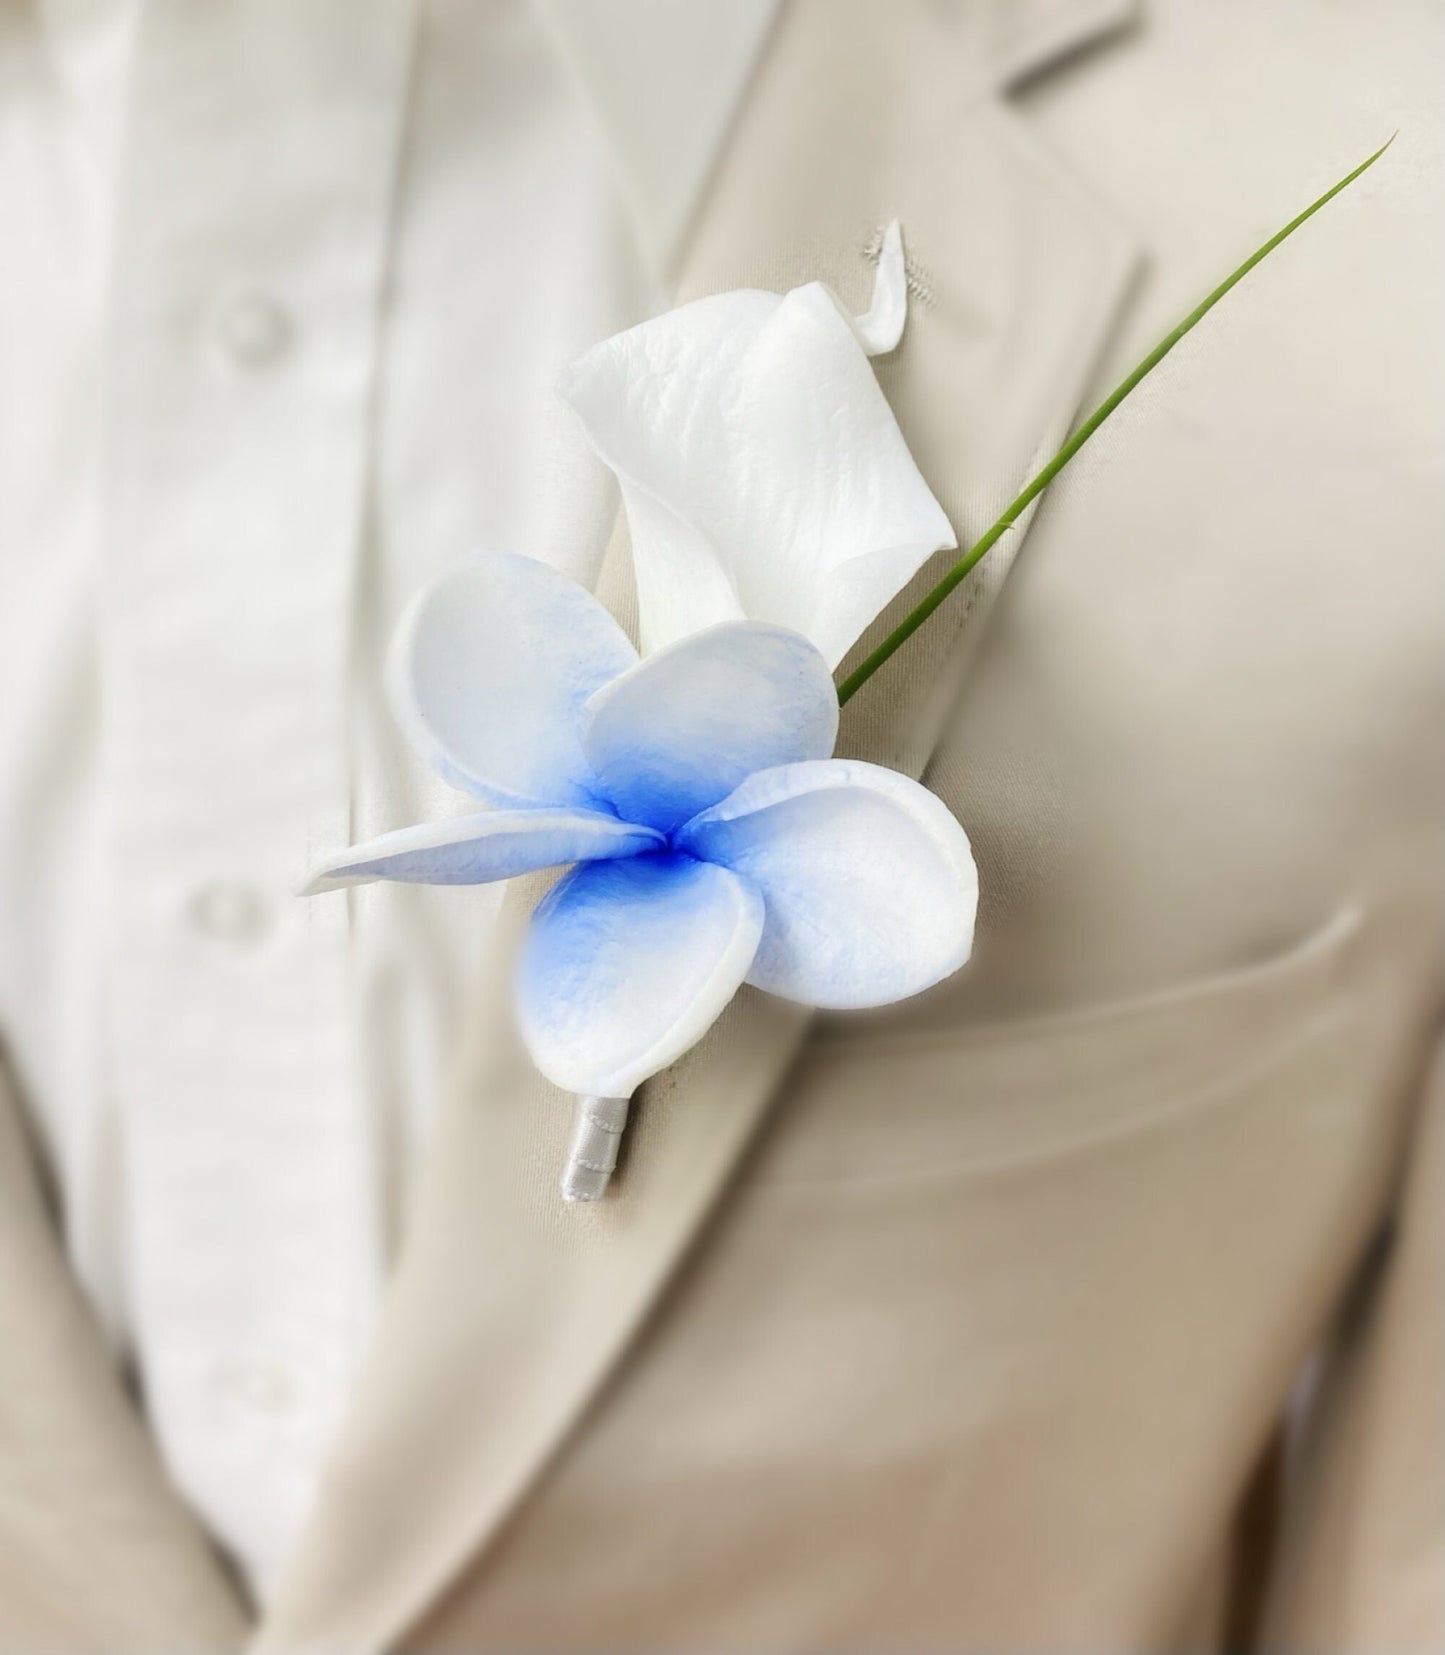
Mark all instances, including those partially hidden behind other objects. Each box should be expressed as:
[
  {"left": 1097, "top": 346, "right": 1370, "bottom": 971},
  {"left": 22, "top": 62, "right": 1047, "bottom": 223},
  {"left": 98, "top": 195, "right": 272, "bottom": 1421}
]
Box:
[
  {"left": 387, "top": 551, "right": 637, "bottom": 808},
  {"left": 517, "top": 852, "right": 764, "bottom": 1096},
  {"left": 299, "top": 807, "right": 661, "bottom": 895},
  {"left": 841, "top": 220, "right": 907, "bottom": 356},
  {"left": 676, "top": 759, "right": 977, "bottom": 1008},
  {"left": 582, "top": 622, "right": 839, "bottom": 832},
  {"left": 559, "top": 247, "right": 954, "bottom": 668}
]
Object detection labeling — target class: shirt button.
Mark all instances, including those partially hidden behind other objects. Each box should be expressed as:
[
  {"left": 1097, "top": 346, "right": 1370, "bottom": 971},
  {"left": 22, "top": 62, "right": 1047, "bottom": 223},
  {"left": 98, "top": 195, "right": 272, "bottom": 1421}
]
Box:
[
  {"left": 188, "top": 880, "right": 274, "bottom": 947},
  {"left": 211, "top": 286, "right": 291, "bottom": 369}
]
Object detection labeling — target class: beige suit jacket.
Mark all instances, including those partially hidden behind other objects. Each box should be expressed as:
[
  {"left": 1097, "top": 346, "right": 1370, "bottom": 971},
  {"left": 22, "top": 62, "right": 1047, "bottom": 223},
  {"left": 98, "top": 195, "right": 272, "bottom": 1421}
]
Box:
[{"left": 1, "top": 0, "right": 1440, "bottom": 1649}]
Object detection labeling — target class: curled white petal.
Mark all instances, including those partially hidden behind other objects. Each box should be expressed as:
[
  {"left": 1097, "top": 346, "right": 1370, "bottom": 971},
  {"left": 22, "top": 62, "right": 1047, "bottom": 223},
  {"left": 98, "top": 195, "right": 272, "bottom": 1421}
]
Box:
[
  {"left": 299, "top": 807, "right": 660, "bottom": 895},
  {"left": 676, "top": 760, "right": 977, "bottom": 1008},
  {"left": 843, "top": 220, "right": 907, "bottom": 356},
  {"left": 517, "top": 853, "right": 764, "bottom": 1097},
  {"left": 387, "top": 551, "right": 637, "bottom": 808},
  {"left": 560, "top": 256, "right": 954, "bottom": 669},
  {"left": 582, "top": 622, "right": 839, "bottom": 832}
]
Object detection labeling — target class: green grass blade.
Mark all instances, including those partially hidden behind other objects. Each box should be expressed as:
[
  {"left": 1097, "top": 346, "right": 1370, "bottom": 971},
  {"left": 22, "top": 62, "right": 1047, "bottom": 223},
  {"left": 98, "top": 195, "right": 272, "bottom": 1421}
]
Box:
[{"left": 835, "top": 137, "right": 1395, "bottom": 707}]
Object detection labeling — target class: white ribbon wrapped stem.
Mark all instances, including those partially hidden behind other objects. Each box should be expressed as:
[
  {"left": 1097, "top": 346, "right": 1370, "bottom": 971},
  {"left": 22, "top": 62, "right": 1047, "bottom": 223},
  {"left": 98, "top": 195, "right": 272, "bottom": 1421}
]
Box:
[{"left": 560, "top": 1093, "right": 633, "bottom": 1202}]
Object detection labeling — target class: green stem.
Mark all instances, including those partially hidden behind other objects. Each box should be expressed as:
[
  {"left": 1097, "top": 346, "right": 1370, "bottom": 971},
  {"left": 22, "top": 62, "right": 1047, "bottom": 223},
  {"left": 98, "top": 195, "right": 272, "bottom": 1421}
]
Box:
[{"left": 836, "top": 137, "right": 1394, "bottom": 707}]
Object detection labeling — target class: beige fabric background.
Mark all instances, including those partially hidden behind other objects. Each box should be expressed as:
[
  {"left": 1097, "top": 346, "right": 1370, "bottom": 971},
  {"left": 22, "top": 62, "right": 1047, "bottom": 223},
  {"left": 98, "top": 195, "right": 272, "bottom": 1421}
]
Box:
[{"left": 1, "top": 0, "right": 1441, "bottom": 1650}]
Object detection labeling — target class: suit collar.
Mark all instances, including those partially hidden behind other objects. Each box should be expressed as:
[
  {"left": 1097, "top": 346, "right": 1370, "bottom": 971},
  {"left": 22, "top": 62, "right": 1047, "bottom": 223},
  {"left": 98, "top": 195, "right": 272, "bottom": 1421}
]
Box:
[
  {"left": 0, "top": 1070, "right": 249, "bottom": 1647},
  {"left": 258, "top": 3, "right": 1140, "bottom": 1649},
  {"left": 987, "top": 0, "right": 1141, "bottom": 90},
  {"left": 534, "top": 0, "right": 782, "bottom": 277},
  {"left": 535, "top": 0, "right": 1139, "bottom": 279}
]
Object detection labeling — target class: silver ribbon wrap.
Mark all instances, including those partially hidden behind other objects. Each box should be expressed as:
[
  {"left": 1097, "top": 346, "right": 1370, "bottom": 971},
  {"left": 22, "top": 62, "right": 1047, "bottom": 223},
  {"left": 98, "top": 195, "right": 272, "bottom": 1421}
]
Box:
[{"left": 560, "top": 1093, "right": 632, "bottom": 1202}]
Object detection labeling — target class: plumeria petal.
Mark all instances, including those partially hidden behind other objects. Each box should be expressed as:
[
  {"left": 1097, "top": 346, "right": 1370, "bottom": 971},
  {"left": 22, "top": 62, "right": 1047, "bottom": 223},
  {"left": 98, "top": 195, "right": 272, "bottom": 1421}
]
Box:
[
  {"left": 387, "top": 551, "right": 638, "bottom": 808},
  {"left": 581, "top": 622, "right": 839, "bottom": 832},
  {"left": 559, "top": 240, "right": 954, "bottom": 669},
  {"left": 516, "top": 852, "right": 764, "bottom": 1096},
  {"left": 676, "top": 759, "right": 977, "bottom": 1008},
  {"left": 299, "top": 807, "right": 661, "bottom": 895}
]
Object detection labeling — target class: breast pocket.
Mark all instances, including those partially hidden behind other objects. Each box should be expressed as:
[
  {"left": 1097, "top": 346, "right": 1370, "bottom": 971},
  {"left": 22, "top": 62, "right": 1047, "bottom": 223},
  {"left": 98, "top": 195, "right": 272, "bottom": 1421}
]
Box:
[
  {"left": 670, "top": 902, "right": 1416, "bottom": 1643},
  {"left": 534, "top": 905, "right": 1419, "bottom": 1650},
  {"left": 750, "top": 904, "right": 1370, "bottom": 1195}
]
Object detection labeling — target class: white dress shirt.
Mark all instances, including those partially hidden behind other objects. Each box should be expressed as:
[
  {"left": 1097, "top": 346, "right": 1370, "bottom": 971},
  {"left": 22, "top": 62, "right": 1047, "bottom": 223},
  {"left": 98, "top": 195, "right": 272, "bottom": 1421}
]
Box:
[{"left": 0, "top": 0, "right": 788, "bottom": 1599}]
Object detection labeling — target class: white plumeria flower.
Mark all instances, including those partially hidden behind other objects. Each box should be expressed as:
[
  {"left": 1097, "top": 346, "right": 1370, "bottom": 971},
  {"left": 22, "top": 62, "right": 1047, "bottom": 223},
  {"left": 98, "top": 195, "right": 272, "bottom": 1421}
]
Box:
[
  {"left": 305, "top": 229, "right": 976, "bottom": 1197},
  {"left": 304, "top": 553, "right": 978, "bottom": 1112},
  {"left": 559, "top": 222, "right": 957, "bottom": 669}
]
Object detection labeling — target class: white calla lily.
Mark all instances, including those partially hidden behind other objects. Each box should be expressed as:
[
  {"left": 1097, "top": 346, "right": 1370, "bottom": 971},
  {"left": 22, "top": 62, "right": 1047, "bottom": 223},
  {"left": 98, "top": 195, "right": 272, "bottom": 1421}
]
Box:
[{"left": 559, "top": 221, "right": 955, "bottom": 668}]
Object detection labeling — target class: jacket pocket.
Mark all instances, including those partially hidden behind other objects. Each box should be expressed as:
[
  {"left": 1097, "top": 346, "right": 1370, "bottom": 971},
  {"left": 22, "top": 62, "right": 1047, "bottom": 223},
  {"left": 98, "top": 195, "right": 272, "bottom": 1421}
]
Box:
[
  {"left": 581, "top": 905, "right": 1409, "bottom": 1651},
  {"left": 749, "top": 905, "right": 1366, "bottom": 1194}
]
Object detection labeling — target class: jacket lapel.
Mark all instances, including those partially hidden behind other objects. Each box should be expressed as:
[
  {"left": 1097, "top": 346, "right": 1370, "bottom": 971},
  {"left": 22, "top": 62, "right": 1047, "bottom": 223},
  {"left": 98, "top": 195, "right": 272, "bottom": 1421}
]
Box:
[
  {"left": 0, "top": 1064, "right": 249, "bottom": 1650},
  {"left": 257, "top": 2, "right": 1139, "bottom": 1649}
]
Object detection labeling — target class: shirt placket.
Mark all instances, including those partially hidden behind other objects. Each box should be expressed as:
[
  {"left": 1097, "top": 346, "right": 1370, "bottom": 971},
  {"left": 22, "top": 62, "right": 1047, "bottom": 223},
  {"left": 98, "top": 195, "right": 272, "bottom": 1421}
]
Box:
[{"left": 97, "top": 0, "right": 414, "bottom": 1592}]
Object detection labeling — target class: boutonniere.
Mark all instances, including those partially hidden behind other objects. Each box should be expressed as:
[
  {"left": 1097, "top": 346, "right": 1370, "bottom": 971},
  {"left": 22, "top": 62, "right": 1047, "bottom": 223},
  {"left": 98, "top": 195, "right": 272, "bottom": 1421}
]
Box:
[{"left": 305, "top": 144, "right": 1388, "bottom": 1201}]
